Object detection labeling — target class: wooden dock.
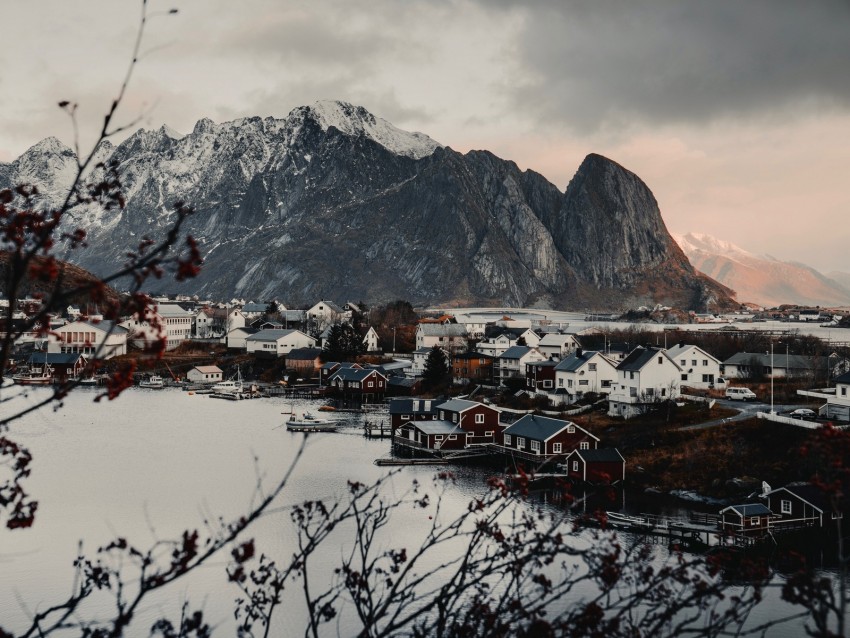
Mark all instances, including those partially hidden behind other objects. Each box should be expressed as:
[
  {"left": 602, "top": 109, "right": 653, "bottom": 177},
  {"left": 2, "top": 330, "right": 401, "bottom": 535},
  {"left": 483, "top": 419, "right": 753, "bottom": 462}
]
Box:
[{"left": 375, "top": 458, "right": 449, "bottom": 466}]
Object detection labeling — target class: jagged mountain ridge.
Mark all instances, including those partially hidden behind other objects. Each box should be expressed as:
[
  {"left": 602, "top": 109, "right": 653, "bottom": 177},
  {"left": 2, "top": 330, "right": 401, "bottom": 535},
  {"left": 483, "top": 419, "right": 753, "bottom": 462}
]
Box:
[
  {"left": 1, "top": 100, "right": 733, "bottom": 310},
  {"left": 675, "top": 232, "right": 850, "bottom": 308}
]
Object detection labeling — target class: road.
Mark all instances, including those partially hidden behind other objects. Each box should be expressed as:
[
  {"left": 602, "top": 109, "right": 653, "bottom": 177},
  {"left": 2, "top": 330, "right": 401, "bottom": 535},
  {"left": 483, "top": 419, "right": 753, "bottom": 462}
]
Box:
[{"left": 680, "top": 398, "right": 817, "bottom": 431}]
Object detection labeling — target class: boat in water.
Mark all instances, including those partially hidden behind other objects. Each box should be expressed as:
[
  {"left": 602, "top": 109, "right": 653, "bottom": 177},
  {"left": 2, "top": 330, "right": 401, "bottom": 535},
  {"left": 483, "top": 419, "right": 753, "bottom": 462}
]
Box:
[
  {"left": 212, "top": 366, "right": 244, "bottom": 395},
  {"left": 286, "top": 412, "right": 337, "bottom": 432},
  {"left": 12, "top": 370, "right": 53, "bottom": 385},
  {"left": 139, "top": 375, "right": 165, "bottom": 389}
]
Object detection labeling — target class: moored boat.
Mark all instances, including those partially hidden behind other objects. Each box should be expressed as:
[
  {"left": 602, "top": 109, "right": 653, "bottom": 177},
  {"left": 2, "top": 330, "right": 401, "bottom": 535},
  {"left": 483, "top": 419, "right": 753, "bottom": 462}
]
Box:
[
  {"left": 286, "top": 412, "right": 337, "bottom": 432},
  {"left": 139, "top": 375, "right": 165, "bottom": 389},
  {"left": 212, "top": 366, "right": 243, "bottom": 394}
]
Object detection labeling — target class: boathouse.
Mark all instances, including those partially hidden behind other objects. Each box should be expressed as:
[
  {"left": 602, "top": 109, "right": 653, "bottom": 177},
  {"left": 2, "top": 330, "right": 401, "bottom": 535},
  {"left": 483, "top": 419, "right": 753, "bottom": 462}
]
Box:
[
  {"left": 765, "top": 483, "right": 839, "bottom": 530},
  {"left": 719, "top": 503, "right": 775, "bottom": 536},
  {"left": 563, "top": 448, "right": 626, "bottom": 484},
  {"left": 187, "top": 365, "right": 223, "bottom": 384}
]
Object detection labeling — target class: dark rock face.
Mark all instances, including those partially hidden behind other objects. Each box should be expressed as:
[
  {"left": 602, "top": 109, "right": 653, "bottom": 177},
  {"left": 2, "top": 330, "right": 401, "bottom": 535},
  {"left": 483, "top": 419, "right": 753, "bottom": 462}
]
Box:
[{"left": 1, "top": 101, "right": 734, "bottom": 311}]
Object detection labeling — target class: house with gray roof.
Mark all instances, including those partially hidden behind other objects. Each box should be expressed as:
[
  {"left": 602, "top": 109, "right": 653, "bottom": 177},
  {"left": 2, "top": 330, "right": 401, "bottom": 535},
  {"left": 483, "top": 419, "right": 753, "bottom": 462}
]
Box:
[
  {"left": 666, "top": 343, "right": 722, "bottom": 389},
  {"left": 494, "top": 345, "right": 546, "bottom": 386},
  {"left": 498, "top": 414, "right": 598, "bottom": 465},
  {"left": 327, "top": 367, "right": 387, "bottom": 402},
  {"left": 415, "top": 323, "right": 468, "bottom": 354},
  {"left": 50, "top": 319, "right": 128, "bottom": 359},
  {"left": 246, "top": 329, "right": 316, "bottom": 357},
  {"left": 552, "top": 349, "right": 618, "bottom": 405},
  {"left": 607, "top": 346, "right": 682, "bottom": 419}
]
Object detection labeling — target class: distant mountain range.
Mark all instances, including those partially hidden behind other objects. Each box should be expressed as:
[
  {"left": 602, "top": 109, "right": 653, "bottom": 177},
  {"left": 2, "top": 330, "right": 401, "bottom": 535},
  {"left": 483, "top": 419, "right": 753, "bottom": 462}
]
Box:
[
  {"left": 1, "top": 100, "right": 734, "bottom": 311},
  {"left": 674, "top": 232, "right": 850, "bottom": 308}
]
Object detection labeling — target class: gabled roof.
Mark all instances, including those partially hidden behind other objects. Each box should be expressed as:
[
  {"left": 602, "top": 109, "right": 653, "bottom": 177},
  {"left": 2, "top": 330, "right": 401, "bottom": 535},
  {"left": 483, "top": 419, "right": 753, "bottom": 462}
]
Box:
[
  {"left": 417, "top": 324, "right": 467, "bottom": 337},
  {"left": 321, "top": 361, "right": 361, "bottom": 371},
  {"left": 436, "top": 398, "right": 496, "bottom": 413},
  {"left": 229, "top": 326, "right": 259, "bottom": 336},
  {"left": 452, "top": 351, "right": 494, "bottom": 361},
  {"left": 617, "top": 346, "right": 671, "bottom": 372},
  {"left": 287, "top": 347, "right": 323, "bottom": 360},
  {"left": 28, "top": 352, "right": 84, "bottom": 365},
  {"left": 503, "top": 414, "right": 598, "bottom": 442},
  {"left": 389, "top": 397, "right": 437, "bottom": 414},
  {"left": 722, "top": 352, "right": 822, "bottom": 370},
  {"left": 836, "top": 371, "right": 850, "bottom": 385},
  {"left": 403, "top": 420, "right": 460, "bottom": 435},
  {"left": 538, "top": 333, "right": 578, "bottom": 347},
  {"left": 499, "top": 345, "right": 534, "bottom": 360},
  {"left": 767, "top": 483, "right": 829, "bottom": 513},
  {"left": 192, "top": 365, "right": 222, "bottom": 374},
  {"left": 246, "top": 329, "right": 307, "bottom": 342},
  {"left": 156, "top": 304, "right": 194, "bottom": 318},
  {"left": 329, "top": 367, "right": 386, "bottom": 382},
  {"left": 241, "top": 302, "right": 269, "bottom": 313},
  {"left": 666, "top": 343, "right": 718, "bottom": 362},
  {"left": 310, "top": 300, "right": 344, "bottom": 313},
  {"left": 555, "top": 350, "right": 603, "bottom": 372},
  {"left": 61, "top": 319, "right": 128, "bottom": 334},
  {"left": 720, "top": 503, "right": 773, "bottom": 517},
  {"left": 527, "top": 360, "right": 558, "bottom": 369},
  {"left": 567, "top": 448, "right": 625, "bottom": 463}
]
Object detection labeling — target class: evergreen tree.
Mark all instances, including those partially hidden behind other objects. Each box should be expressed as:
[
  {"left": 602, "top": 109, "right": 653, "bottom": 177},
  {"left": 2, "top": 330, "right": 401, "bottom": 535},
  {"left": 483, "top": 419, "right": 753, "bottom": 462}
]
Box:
[
  {"left": 323, "top": 323, "right": 364, "bottom": 361},
  {"left": 423, "top": 345, "right": 451, "bottom": 389}
]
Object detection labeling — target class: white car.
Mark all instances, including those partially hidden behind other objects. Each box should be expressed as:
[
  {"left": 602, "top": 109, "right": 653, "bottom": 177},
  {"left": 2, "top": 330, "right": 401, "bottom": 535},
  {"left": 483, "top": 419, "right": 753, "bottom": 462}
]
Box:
[{"left": 725, "top": 387, "right": 757, "bottom": 401}]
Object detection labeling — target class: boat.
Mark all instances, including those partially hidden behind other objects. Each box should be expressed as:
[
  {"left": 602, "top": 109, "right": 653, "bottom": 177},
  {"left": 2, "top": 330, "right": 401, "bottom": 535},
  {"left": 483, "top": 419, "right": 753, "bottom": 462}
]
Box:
[
  {"left": 139, "top": 375, "right": 165, "bottom": 389},
  {"left": 286, "top": 412, "right": 337, "bottom": 432},
  {"left": 212, "top": 366, "right": 243, "bottom": 395},
  {"left": 12, "top": 368, "right": 53, "bottom": 385}
]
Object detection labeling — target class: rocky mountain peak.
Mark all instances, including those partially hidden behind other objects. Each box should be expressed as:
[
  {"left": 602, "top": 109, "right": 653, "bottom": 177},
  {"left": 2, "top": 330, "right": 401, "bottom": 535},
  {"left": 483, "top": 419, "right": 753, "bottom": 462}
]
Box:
[{"left": 289, "top": 100, "right": 442, "bottom": 160}]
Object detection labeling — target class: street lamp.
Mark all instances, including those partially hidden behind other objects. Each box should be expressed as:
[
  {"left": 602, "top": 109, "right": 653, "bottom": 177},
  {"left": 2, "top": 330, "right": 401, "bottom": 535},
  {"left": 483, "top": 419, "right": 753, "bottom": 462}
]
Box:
[
  {"left": 770, "top": 341, "right": 774, "bottom": 414},
  {"left": 392, "top": 327, "right": 396, "bottom": 354}
]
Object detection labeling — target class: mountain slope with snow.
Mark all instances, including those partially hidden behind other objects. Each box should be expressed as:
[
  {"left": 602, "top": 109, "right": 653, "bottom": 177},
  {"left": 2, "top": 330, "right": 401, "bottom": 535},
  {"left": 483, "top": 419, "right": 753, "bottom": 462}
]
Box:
[
  {"left": 675, "top": 232, "right": 850, "bottom": 307},
  {"left": 1, "top": 102, "right": 732, "bottom": 311}
]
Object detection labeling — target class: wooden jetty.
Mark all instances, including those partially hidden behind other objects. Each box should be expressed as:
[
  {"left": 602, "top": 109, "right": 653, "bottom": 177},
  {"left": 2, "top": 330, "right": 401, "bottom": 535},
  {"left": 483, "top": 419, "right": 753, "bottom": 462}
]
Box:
[
  {"left": 286, "top": 424, "right": 338, "bottom": 433},
  {"left": 364, "top": 423, "right": 392, "bottom": 438}
]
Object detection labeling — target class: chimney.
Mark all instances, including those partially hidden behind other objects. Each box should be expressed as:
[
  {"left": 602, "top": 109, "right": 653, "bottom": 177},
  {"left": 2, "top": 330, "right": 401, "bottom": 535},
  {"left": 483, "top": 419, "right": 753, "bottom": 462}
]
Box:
[{"left": 576, "top": 348, "right": 583, "bottom": 358}]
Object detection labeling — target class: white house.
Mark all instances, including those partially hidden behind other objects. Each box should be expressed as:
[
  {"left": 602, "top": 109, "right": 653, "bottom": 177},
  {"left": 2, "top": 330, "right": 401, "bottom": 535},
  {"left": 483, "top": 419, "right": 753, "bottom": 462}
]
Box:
[
  {"left": 363, "top": 326, "right": 381, "bottom": 353},
  {"left": 608, "top": 346, "right": 682, "bottom": 419},
  {"left": 49, "top": 320, "right": 128, "bottom": 359},
  {"left": 415, "top": 323, "right": 468, "bottom": 354},
  {"left": 307, "top": 300, "right": 345, "bottom": 331},
  {"left": 553, "top": 349, "right": 618, "bottom": 405},
  {"left": 537, "top": 332, "right": 582, "bottom": 359},
  {"left": 665, "top": 343, "right": 723, "bottom": 389},
  {"left": 187, "top": 365, "right": 223, "bottom": 384},
  {"left": 495, "top": 345, "right": 546, "bottom": 386},
  {"left": 246, "top": 329, "right": 317, "bottom": 357},
  {"left": 225, "top": 326, "right": 258, "bottom": 350}
]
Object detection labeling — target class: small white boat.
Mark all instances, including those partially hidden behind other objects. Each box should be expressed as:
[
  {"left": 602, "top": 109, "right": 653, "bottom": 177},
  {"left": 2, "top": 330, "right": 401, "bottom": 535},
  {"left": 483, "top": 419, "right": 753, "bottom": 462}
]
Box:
[
  {"left": 212, "top": 367, "right": 243, "bottom": 394},
  {"left": 139, "top": 375, "right": 165, "bottom": 389},
  {"left": 286, "top": 412, "right": 336, "bottom": 431},
  {"left": 12, "top": 371, "right": 53, "bottom": 386}
]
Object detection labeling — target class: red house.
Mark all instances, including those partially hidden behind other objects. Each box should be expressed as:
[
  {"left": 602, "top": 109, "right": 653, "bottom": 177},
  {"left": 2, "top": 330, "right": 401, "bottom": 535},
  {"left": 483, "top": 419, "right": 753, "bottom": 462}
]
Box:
[
  {"left": 393, "top": 399, "right": 503, "bottom": 453},
  {"left": 563, "top": 448, "right": 626, "bottom": 484},
  {"left": 389, "top": 397, "right": 438, "bottom": 435},
  {"left": 499, "top": 415, "right": 599, "bottom": 465},
  {"left": 327, "top": 367, "right": 387, "bottom": 402},
  {"left": 525, "top": 359, "right": 558, "bottom": 392}
]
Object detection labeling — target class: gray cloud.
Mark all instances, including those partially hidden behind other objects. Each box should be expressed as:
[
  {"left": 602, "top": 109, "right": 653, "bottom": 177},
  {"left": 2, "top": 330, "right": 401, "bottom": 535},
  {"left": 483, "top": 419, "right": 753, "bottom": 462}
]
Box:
[{"left": 483, "top": 0, "right": 850, "bottom": 131}]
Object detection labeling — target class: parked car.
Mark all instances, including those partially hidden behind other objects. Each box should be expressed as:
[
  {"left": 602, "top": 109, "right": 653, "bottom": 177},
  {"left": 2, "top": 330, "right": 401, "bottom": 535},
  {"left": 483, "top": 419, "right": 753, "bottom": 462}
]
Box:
[
  {"left": 788, "top": 408, "right": 817, "bottom": 420},
  {"left": 725, "top": 387, "right": 758, "bottom": 401}
]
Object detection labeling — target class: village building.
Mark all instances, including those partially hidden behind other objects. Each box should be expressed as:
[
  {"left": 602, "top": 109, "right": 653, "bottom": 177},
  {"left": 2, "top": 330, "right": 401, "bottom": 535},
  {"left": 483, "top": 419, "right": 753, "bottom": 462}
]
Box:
[
  {"left": 27, "top": 352, "right": 88, "bottom": 382},
  {"left": 122, "top": 304, "right": 194, "bottom": 351},
  {"left": 194, "top": 307, "right": 229, "bottom": 338},
  {"left": 563, "top": 448, "right": 626, "bottom": 484},
  {"left": 498, "top": 415, "right": 599, "bottom": 465},
  {"left": 319, "top": 361, "right": 363, "bottom": 386},
  {"left": 246, "top": 329, "right": 317, "bottom": 357},
  {"left": 765, "top": 484, "right": 840, "bottom": 529},
  {"left": 666, "top": 343, "right": 723, "bottom": 389},
  {"left": 415, "top": 323, "right": 468, "bottom": 354},
  {"left": 394, "top": 399, "right": 502, "bottom": 452},
  {"left": 476, "top": 326, "right": 541, "bottom": 358},
  {"left": 285, "top": 347, "right": 324, "bottom": 378},
  {"left": 187, "top": 365, "right": 223, "bottom": 384},
  {"left": 362, "top": 326, "right": 381, "bottom": 353},
  {"left": 719, "top": 503, "right": 775, "bottom": 536},
  {"left": 494, "top": 345, "right": 546, "bottom": 386},
  {"left": 525, "top": 359, "right": 559, "bottom": 392},
  {"left": 553, "top": 349, "right": 618, "bottom": 405},
  {"left": 451, "top": 351, "right": 494, "bottom": 385},
  {"left": 50, "top": 320, "right": 128, "bottom": 359},
  {"left": 607, "top": 346, "right": 682, "bottom": 419},
  {"left": 536, "top": 332, "right": 581, "bottom": 359},
  {"left": 307, "top": 300, "right": 345, "bottom": 330},
  {"left": 224, "top": 326, "right": 258, "bottom": 350},
  {"left": 389, "top": 397, "right": 438, "bottom": 433},
  {"left": 721, "top": 352, "right": 835, "bottom": 381},
  {"left": 327, "top": 367, "right": 387, "bottom": 403}
]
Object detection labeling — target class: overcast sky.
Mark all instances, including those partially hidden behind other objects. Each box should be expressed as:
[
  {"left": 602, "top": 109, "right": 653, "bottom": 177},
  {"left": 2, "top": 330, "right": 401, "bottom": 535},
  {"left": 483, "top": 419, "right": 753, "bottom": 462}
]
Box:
[{"left": 2, "top": 0, "right": 848, "bottom": 274}]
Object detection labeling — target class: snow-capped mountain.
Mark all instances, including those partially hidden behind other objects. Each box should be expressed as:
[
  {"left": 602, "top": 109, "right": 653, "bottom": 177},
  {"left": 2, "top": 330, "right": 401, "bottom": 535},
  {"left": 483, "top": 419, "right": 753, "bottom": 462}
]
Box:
[
  {"left": 1, "top": 101, "right": 732, "bottom": 310},
  {"left": 675, "top": 232, "right": 850, "bottom": 308}
]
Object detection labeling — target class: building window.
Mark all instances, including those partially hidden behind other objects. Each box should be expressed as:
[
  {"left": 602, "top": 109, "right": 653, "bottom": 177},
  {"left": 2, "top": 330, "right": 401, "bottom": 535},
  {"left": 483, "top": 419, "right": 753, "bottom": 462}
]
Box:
[
  {"left": 572, "top": 460, "right": 579, "bottom": 472},
  {"left": 558, "top": 379, "right": 563, "bottom": 387},
  {"left": 601, "top": 380, "right": 611, "bottom": 388},
  {"left": 629, "top": 388, "right": 637, "bottom": 397},
  {"left": 580, "top": 441, "right": 590, "bottom": 450},
  {"left": 530, "top": 440, "right": 540, "bottom": 453},
  {"left": 579, "top": 380, "right": 588, "bottom": 386},
  {"left": 434, "top": 435, "right": 443, "bottom": 441},
  {"left": 781, "top": 500, "right": 792, "bottom": 514},
  {"left": 475, "top": 414, "right": 484, "bottom": 424},
  {"left": 692, "top": 359, "right": 697, "bottom": 366},
  {"left": 504, "top": 435, "right": 512, "bottom": 446},
  {"left": 589, "top": 363, "right": 597, "bottom": 372},
  {"left": 553, "top": 442, "right": 562, "bottom": 453},
  {"left": 630, "top": 371, "right": 635, "bottom": 380},
  {"left": 367, "top": 381, "right": 373, "bottom": 387},
  {"left": 448, "top": 435, "right": 457, "bottom": 440},
  {"left": 658, "top": 357, "right": 663, "bottom": 364},
  {"left": 517, "top": 437, "right": 525, "bottom": 449},
  {"left": 485, "top": 431, "right": 494, "bottom": 437},
  {"left": 703, "top": 359, "right": 709, "bottom": 366},
  {"left": 681, "top": 374, "right": 688, "bottom": 381},
  {"left": 543, "top": 380, "right": 553, "bottom": 388},
  {"left": 567, "top": 425, "right": 575, "bottom": 433}
]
